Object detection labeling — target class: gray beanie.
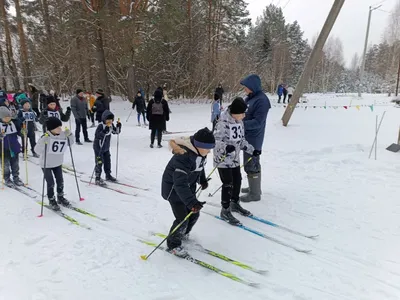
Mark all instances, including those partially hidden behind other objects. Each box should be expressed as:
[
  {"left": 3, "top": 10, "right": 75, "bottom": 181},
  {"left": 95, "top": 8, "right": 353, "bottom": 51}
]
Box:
[{"left": 0, "top": 106, "right": 11, "bottom": 119}]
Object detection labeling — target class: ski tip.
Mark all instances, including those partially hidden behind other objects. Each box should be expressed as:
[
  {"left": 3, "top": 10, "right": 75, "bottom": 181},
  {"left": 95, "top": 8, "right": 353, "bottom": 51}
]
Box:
[
  {"left": 249, "top": 282, "right": 261, "bottom": 288},
  {"left": 80, "top": 197, "right": 85, "bottom": 201},
  {"left": 308, "top": 235, "right": 319, "bottom": 239},
  {"left": 298, "top": 249, "right": 312, "bottom": 254},
  {"left": 208, "top": 193, "right": 212, "bottom": 197},
  {"left": 140, "top": 255, "right": 148, "bottom": 261},
  {"left": 256, "top": 270, "right": 269, "bottom": 276},
  {"left": 37, "top": 214, "right": 43, "bottom": 218}
]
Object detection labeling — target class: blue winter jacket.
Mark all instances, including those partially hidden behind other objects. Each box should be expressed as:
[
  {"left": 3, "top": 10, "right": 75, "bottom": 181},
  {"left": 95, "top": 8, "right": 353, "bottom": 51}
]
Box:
[
  {"left": 277, "top": 85, "right": 284, "bottom": 96},
  {"left": 211, "top": 101, "right": 221, "bottom": 122},
  {"left": 240, "top": 74, "right": 271, "bottom": 151},
  {"left": 0, "top": 119, "right": 21, "bottom": 158}
]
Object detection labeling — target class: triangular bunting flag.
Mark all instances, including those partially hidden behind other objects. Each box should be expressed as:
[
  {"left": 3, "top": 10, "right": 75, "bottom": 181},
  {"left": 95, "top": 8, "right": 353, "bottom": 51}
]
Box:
[
  {"left": 369, "top": 105, "right": 374, "bottom": 112},
  {"left": 343, "top": 106, "right": 348, "bottom": 109},
  {"left": 356, "top": 105, "right": 360, "bottom": 111}
]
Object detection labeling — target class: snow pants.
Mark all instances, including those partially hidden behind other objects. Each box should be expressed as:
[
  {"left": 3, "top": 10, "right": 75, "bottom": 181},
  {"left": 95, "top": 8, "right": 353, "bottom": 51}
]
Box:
[
  {"left": 42, "top": 166, "right": 64, "bottom": 199},
  {"left": 218, "top": 167, "right": 242, "bottom": 209}
]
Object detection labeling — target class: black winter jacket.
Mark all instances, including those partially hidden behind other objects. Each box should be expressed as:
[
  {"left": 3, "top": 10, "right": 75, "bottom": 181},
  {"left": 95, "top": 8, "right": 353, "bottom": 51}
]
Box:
[
  {"left": 161, "top": 137, "right": 207, "bottom": 209},
  {"left": 93, "top": 96, "right": 110, "bottom": 122},
  {"left": 134, "top": 95, "right": 146, "bottom": 113},
  {"left": 93, "top": 110, "right": 119, "bottom": 154},
  {"left": 146, "top": 98, "right": 169, "bottom": 130}
]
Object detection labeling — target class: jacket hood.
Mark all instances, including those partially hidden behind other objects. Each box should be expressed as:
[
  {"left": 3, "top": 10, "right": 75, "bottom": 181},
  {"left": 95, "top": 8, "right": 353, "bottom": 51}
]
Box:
[
  {"left": 169, "top": 137, "right": 198, "bottom": 155},
  {"left": 240, "top": 74, "right": 262, "bottom": 94},
  {"left": 101, "top": 110, "right": 114, "bottom": 123}
]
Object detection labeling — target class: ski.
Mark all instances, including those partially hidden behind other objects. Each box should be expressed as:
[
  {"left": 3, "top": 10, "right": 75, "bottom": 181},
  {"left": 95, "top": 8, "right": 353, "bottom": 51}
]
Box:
[
  {"left": 80, "top": 179, "right": 137, "bottom": 196},
  {"left": 150, "top": 232, "right": 267, "bottom": 275},
  {"left": 110, "top": 180, "right": 149, "bottom": 191},
  {"left": 62, "top": 168, "right": 82, "bottom": 178},
  {"left": 62, "top": 165, "right": 84, "bottom": 175},
  {"left": 13, "top": 185, "right": 38, "bottom": 198},
  {"left": 36, "top": 201, "right": 92, "bottom": 230},
  {"left": 203, "top": 211, "right": 312, "bottom": 254},
  {"left": 138, "top": 239, "right": 259, "bottom": 288},
  {"left": 163, "top": 130, "right": 193, "bottom": 135},
  {"left": 67, "top": 205, "right": 108, "bottom": 221},
  {"left": 207, "top": 202, "right": 318, "bottom": 239}
]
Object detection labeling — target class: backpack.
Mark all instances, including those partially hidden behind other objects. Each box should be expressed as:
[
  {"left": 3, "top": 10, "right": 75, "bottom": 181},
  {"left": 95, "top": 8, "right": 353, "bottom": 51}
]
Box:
[{"left": 152, "top": 101, "right": 164, "bottom": 115}]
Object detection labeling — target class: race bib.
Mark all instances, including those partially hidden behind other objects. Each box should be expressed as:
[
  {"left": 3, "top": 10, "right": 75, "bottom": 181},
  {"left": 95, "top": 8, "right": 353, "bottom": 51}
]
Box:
[
  {"left": 48, "top": 139, "right": 67, "bottom": 155},
  {"left": 23, "top": 112, "right": 35, "bottom": 121},
  {"left": 48, "top": 111, "right": 60, "bottom": 119},
  {"left": 229, "top": 124, "right": 243, "bottom": 141},
  {"left": 0, "top": 122, "right": 17, "bottom": 135}
]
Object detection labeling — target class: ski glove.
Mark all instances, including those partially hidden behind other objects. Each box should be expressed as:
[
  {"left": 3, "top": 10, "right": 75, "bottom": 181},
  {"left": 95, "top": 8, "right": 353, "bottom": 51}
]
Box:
[
  {"left": 65, "top": 128, "right": 72, "bottom": 137},
  {"left": 66, "top": 107, "right": 71, "bottom": 112},
  {"left": 102, "top": 126, "right": 110, "bottom": 134},
  {"left": 96, "top": 156, "right": 102, "bottom": 165},
  {"left": 252, "top": 150, "right": 262, "bottom": 157},
  {"left": 200, "top": 178, "right": 210, "bottom": 190},
  {"left": 225, "top": 145, "right": 235, "bottom": 154},
  {"left": 116, "top": 121, "right": 122, "bottom": 132},
  {"left": 190, "top": 200, "right": 206, "bottom": 213}
]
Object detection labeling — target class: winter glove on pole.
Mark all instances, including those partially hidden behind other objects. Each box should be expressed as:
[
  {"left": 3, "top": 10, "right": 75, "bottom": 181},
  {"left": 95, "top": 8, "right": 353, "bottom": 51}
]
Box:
[
  {"left": 252, "top": 150, "right": 261, "bottom": 157},
  {"left": 190, "top": 200, "right": 206, "bottom": 213},
  {"left": 225, "top": 145, "right": 235, "bottom": 154}
]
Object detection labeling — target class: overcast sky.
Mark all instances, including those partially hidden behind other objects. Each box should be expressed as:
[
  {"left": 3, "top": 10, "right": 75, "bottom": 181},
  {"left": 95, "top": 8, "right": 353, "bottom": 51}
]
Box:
[{"left": 246, "top": 0, "right": 397, "bottom": 66}]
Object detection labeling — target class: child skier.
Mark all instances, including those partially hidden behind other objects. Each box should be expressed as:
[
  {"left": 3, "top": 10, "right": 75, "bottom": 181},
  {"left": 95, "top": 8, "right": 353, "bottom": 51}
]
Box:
[
  {"left": 0, "top": 106, "right": 24, "bottom": 187},
  {"left": 93, "top": 110, "right": 122, "bottom": 186},
  {"left": 34, "top": 117, "right": 74, "bottom": 211},
  {"left": 134, "top": 90, "right": 147, "bottom": 126},
  {"left": 161, "top": 127, "right": 215, "bottom": 257},
  {"left": 211, "top": 92, "right": 221, "bottom": 132},
  {"left": 18, "top": 99, "right": 39, "bottom": 158},
  {"left": 39, "top": 96, "right": 71, "bottom": 132},
  {"left": 213, "top": 97, "right": 260, "bottom": 225}
]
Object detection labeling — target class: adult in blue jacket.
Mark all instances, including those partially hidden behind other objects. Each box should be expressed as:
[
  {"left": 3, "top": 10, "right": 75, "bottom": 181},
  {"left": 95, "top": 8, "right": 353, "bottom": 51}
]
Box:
[{"left": 240, "top": 74, "right": 271, "bottom": 202}]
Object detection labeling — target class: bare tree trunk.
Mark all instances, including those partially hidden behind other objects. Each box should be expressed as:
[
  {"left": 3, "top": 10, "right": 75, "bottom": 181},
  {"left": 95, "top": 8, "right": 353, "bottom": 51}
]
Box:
[
  {"left": 14, "top": 0, "right": 31, "bottom": 91},
  {"left": 0, "top": 45, "right": 7, "bottom": 89},
  {"left": 95, "top": 19, "right": 110, "bottom": 96},
  {"left": 0, "top": 0, "right": 20, "bottom": 89}
]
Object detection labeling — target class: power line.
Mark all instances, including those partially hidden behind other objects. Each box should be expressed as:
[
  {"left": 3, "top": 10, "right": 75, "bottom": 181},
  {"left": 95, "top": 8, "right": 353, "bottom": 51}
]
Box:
[{"left": 283, "top": 0, "right": 293, "bottom": 10}]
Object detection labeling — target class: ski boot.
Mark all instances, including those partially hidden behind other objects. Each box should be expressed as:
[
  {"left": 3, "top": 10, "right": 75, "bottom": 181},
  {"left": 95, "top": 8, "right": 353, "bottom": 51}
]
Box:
[
  {"left": 32, "top": 151, "right": 40, "bottom": 158},
  {"left": 150, "top": 144, "right": 154, "bottom": 148},
  {"left": 220, "top": 207, "right": 241, "bottom": 225},
  {"left": 85, "top": 139, "right": 93, "bottom": 143},
  {"left": 5, "top": 179, "right": 15, "bottom": 188},
  {"left": 57, "top": 195, "right": 71, "bottom": 207},
  {"left": 95, "top": 177, "right": 107, "bottom": 187},
  {"left": 106, "top": 174, "right": 117, "bottom": 182},
  {"left": 76, "top": 141, "right": 83, "bottom": 145},
  {"left": 230, "top": 201, "right": 252, "bottom": 217},
  {"left": 13, "top": 177, "right": 25, "bottom": 187},
  {"left": 168, "top": 246, "right": 189, "bottom": 258},
  {"left": 49, "top": 197, "right": 60, "bottom": 211},
  {"left": 157, "top": 144, "right": 163, "bottom": 148}
]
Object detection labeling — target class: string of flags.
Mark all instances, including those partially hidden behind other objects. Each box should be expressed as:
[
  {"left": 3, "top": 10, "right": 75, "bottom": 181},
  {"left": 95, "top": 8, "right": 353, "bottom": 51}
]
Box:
[{"left": 273, "top": 103, "right": 396, "bottom": 112}]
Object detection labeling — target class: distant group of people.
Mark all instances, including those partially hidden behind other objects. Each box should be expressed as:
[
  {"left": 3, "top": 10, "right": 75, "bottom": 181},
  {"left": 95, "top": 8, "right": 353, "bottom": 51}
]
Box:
[{"left": 277, "top": 84, "right": 294, "bottom": 104}]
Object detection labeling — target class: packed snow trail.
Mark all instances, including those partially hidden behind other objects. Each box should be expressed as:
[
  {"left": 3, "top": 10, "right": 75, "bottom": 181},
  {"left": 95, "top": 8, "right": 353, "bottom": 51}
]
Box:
[{"left": 1, "top": 94, "right": 400, "bottom": 299}]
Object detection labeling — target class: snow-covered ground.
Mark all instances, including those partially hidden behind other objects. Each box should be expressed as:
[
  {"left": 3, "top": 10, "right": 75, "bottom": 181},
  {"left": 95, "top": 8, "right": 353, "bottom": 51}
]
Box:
[{"left": 1, "top": 93, "right": 400, "bottom": 300}]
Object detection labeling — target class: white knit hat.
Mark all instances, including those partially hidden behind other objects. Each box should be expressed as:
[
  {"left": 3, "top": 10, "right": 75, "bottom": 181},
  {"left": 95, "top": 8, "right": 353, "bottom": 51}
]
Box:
[{"left": 0, "top": 106, "right": 11, "bottom": 119}]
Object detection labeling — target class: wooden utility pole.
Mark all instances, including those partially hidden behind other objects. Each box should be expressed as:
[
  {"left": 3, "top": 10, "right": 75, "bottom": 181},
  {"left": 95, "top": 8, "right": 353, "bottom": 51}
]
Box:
[
  {"left": 396, "top": 56, "right": 400, "bottom": 96},
  {"left": 281, "top": 0, "right": 345, "bottom": 126}
]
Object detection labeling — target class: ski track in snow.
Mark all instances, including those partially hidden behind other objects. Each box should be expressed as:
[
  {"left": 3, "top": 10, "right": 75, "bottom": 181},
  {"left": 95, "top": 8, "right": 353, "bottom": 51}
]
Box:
[{"left": 1, "top": 93, "right": 400, "bottom": 299}]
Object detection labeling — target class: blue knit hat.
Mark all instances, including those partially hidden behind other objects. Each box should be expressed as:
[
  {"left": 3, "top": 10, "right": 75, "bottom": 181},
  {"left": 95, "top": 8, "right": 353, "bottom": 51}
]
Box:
[{"left": 193, "top": 127, "right": 215, "bottom": 149}]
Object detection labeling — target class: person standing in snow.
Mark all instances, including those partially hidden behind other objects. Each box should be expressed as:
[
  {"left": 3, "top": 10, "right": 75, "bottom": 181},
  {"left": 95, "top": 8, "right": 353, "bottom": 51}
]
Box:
[
  {"left": 28, "top": 83, "right": 40, "bottom": 115},
  {"left": 39, "top": 96, "right": 71, "bottom": 132},
  {"left": 287, "top": 86, "right": 294, "bottom": 103},
  {"left": 134, "top": 90, "right": 147, "bottom": 126},
  {"left": 0, "top": 106, "right": 24, "bottom": 187},
  {"left": 93, "top": 110, "right": 121, "bottom": 186},
  {"left": 70, "top": 89, "right": 92, "bottom": 145},
  {"left": 282, "top": 85, "right": 288, "bottom": 104},
  {"left": 211, "top": 92, "right": 221, "bottom": 132},
  {"left": 92, "top": 89, "right": 109, "bottom": 124},
  {"left": 35, "top": 117, "right": 74, "bottom": 211},
  {"left": 277, "top": 84, "right": 283, "bottom": 104},
  {"left": 215, "top": 83, "right": 224, "bottom": 106},
  {"left": 239, "top": 74, "right": 271, "bottom": 202},
  {"left": 161, "top": 128, "right": 215, "bottom": 257},
  {"left": 86, "top": 91, "right": 96, "bottom": 128},
  {"left": 17, "top": 99, "right": 39, "bottom": 158},
  {"left": 146, "top": 88, "right": 169, "bottom": 148},
  {"left": 214, "top": 97, "right": 260, "bottom": 225}
]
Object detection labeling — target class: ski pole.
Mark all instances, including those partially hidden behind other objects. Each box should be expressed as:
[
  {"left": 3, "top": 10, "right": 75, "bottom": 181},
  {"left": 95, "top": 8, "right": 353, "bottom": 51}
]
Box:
[
  {"left": 140, "top": 162, "right": 220, "bottom": 261},
  {"left": 66, "top": 127, "right": 84, "bottom": 201},
  {"left": 116, "top": 118, "right": 120, "bottom": 179},
  {"left": 1, "top": 132, "right": 4, "bottom": 190},
  {"left": 23, "top": 122, "right": 29, "bottom": 186},
  {"left": 126, "top": 109, "right": 134, "bottom": 123},
  {"left": 39, "top": 133, "right": 49, "bottom": 217},
  {"left": 208, "top": 156, "right": 253, "bottom": 197}
]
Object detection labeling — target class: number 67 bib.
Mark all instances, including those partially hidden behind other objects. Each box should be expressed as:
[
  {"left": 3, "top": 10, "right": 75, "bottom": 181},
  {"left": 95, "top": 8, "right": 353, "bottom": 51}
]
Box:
[{"left": 48, "top": 139, "right": 67, "bottom": 155}]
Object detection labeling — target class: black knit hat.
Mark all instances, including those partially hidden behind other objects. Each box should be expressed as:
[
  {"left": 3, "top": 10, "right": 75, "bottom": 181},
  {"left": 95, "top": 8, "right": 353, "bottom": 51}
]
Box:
[
  {"left": 229, "top": 97, "right": 247, "bottom": 114},
  {"left": 46, "top": 95, "right": 56, "bottom": 105},
  {"left": 46, "top": 117, "right": 62, "bottom": 131},
  {"left": 214, "top": 93, "right": 220, "bottom": 101},
  {"left": 154, "top": 89, "right": 163, "bottom": 100},
  {"left": 193, "top": 127, "right": 215, "bottom": 150},
  {"left": 20, "top": 99, "right": 31, "bottom": 108},
  {"left": 76, "top": 89, "right": 83, "bottom": 94},
  {"left": 96, "top": 89, "right": 105, "bottom": 95}
]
